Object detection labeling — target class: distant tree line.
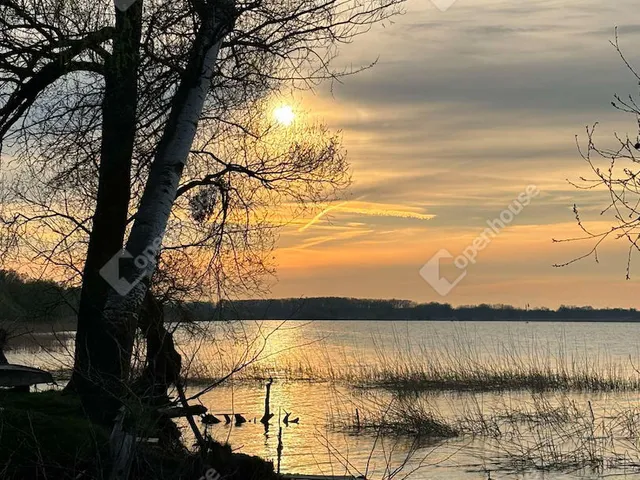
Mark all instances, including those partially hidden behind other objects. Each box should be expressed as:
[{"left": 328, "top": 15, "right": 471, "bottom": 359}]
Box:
[
  {"left": 213, "top": 298, "right": 640, "bottom": 322},
  {"left": 2, "top": 270, "right": 639, "bottom": 323},
  {"left": 0, "top": 270, "right": 78, "bottom": 322}
]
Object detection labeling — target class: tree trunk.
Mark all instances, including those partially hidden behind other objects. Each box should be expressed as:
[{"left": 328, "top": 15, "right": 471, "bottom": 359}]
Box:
[
  {"left": 98, "top": 1, "right": 237, "bottom": 423},
  {"left": 133, "top": 291, "right": 182, "bottom": 404},
  {"left": 66, "top": 1, "right": 143, "bottom": 422},
  {"left": 0, "top": 329, "right": 8, "bottom": 365}
]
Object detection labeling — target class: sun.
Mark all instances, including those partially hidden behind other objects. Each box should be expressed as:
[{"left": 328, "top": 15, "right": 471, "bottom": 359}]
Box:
[{"left": 273, "top": 105, "right": 295, "bottom": 126}]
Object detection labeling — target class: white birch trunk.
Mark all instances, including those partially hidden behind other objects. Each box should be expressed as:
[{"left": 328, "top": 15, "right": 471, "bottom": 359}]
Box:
[
  {"left": 100, "top": 1, "right": 236, "bottom": 427},
  {"left": 102, "top": 37, "right": 225, "bottom": 324}
]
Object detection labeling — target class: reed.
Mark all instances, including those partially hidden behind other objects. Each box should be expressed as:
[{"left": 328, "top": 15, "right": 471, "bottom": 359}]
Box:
[
  {"left": 187, "top": 329, "right": 640, "bottom": 394},
  {"left": 338, "top": 398, "right": 458, "bottom": 438}
]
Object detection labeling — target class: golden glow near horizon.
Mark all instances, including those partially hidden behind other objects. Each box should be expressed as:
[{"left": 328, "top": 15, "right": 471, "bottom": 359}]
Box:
[
  {"left": 273, "top": 105, "right": 296, "bottom": 126},
  {"left": 261, "top": 0, "right": 640, "bottom": 309}
]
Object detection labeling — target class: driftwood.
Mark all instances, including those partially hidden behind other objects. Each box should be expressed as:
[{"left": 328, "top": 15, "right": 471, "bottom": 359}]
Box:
[
  {"left": 176, "top": 382, "right": 206, "bottom": 449},
  {"left": 157, "top": 404, "right": 207, "bottom": 419}
]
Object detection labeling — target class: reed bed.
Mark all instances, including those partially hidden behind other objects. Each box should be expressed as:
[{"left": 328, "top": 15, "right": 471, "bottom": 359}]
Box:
[
  {"left": 328, "top": 391, "right": 459, "bottom": 438},
  {"left": 328, "top": 389, "right": 640, "bottom": 475},
  {"left": 457, "top": 393, "right": 640, "bottom": 474},
  {"left": 343, "top": 329, "right": 640, "bottom": 393},
  {"left": 185, "top": 326, "right": 640, "bottom": 394}
]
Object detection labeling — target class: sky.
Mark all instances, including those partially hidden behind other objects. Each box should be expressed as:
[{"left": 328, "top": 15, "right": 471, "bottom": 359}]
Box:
[{"left": 268, "top": 0, "right": 640, "bottom": 308}]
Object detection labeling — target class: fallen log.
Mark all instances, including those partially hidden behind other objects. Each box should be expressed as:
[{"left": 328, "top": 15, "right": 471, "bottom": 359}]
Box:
[{"left": 157, "top": 404, "right": 207, "bottom": 418}]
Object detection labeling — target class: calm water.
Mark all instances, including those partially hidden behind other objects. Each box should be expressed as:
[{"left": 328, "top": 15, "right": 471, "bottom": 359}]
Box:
[{"left": 8, "top": 320, "right": 640, "bottom": 479}]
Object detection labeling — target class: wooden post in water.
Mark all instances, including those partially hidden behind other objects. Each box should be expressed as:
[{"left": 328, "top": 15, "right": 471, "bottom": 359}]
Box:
[
  {"left": 277, "top": 406, "right": 283, "bottom": 474},
  {"left": 277, "top": 425, "right": 283, "bottom": 474},
  {"left": 260, "top": 377, "right": 274, "bottom": 424}
]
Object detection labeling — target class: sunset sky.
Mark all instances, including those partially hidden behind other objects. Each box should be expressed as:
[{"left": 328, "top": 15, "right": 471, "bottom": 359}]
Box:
[{"left": 269, "top": 0, "right": 640, "bottom": 308}]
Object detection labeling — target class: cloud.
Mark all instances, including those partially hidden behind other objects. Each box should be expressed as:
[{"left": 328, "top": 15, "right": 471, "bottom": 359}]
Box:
[
  {"left": 273, "top": 0, "right": 640, "bottom": 305},
  {"left": 297, "top": 200, "right": 435, "bottom": 232}
]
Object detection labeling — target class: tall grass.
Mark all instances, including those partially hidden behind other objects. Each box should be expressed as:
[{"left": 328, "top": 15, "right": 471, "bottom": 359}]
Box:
[
  {"left": 187, "top": 327, "right": 640, "bottom": 393},
  {"left": 328, "top": 388, "right": 640, "bottom": 475},
  {"left": 329, "top": 392, "right": 458, "bottom": 438},
  {"left": 455, "top": 393, "right": 640, "bottom": 474},
  {"left": 340, "top": 328, "right": 640, "bottom": 393}
]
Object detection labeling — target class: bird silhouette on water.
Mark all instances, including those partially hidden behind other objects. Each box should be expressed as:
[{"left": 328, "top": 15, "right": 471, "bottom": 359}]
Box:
[
  {"left": 283, "top": 411, "right": 299, "bottom": 426},
  {"left": 200, "top": 413, "right": 221, "bottom": 425}
]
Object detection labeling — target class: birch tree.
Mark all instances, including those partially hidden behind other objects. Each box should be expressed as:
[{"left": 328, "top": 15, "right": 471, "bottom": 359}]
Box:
[{"left": 0, "top": 0, "right": 403, "bottom": 421}]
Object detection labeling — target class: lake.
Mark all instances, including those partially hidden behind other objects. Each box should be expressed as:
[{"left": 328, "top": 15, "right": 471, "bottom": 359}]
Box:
[{"left": 8, "top": 320, "right": 640, "bottom": 479}]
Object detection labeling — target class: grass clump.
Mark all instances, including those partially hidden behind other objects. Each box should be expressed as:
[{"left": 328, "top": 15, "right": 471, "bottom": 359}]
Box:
[
  {"left": 378, "top": 400, "right": 458, "bottom": 438},
  {"left": 0, "top": 390, "right": 111, "bottom": 479},
  {"left": 337, "top": 396, "right": 458, "bottom": 439}
]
